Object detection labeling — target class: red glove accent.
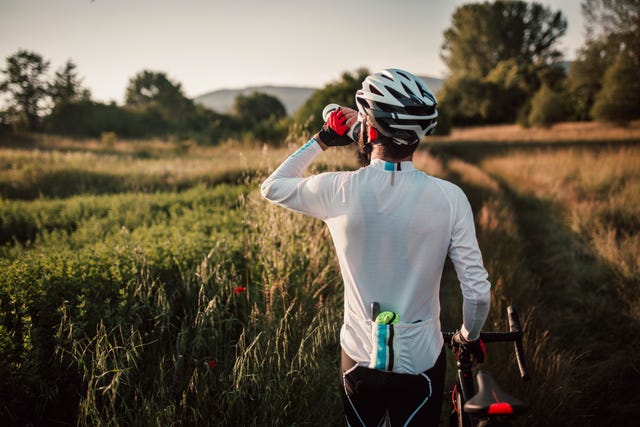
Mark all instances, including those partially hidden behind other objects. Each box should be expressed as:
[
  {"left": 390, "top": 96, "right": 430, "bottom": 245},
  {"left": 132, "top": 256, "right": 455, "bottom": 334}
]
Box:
[
  {"left": 317, "top": 108, "right": 353, "bottom": 147},
  {"left": 326, "top": 108, "right": 349, "bottom": 135}
]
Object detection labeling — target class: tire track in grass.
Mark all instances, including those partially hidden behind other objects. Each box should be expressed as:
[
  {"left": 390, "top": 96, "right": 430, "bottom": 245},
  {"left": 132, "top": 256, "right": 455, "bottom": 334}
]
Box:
[
  {"left": 444, "top": 141, "right": 640, "bottom": 426},
  {"left": 491, "top": 174, "right": 640, "bottom": 426},
  {"left": 417, "top": 149, "right": 578, "bottom": 426}
]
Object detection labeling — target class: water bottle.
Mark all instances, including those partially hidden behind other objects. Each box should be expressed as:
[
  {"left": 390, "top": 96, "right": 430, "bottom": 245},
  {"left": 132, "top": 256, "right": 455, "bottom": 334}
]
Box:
[{"left": 322, "top": 103, "right": 362, "bottom": 141}]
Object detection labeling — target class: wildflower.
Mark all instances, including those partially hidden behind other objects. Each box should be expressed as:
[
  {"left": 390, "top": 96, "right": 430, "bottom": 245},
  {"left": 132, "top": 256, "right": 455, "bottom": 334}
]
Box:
[
  {"left": 206, "top": 359, "right": 216, "bottom": 369},
  {"left": 234, "top": 286, "right": 247, "bottom": 295}
]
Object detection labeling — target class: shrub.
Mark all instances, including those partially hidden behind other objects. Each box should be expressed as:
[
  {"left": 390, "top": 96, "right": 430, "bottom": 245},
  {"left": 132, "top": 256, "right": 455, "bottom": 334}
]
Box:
[
  {"left": 591, "top": 49, "right": 640, "bottom": 124},
  {"left": 528, "top": 84, "right": 571, "bottom": 127}
]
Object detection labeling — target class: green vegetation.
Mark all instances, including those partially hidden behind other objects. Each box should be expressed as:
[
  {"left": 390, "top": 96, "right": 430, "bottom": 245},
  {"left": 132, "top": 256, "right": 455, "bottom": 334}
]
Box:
[
  {"left": 440, "top": 1, "right": 568, "bottom": 125},
  {"left": 438, "top": 0, "right": 639, "bottom": 127},
  {"left": 0, "top": 135, "right": 356, "bottom": 425},
  {"left": 590, "top": 49, "right": 640, "bottom": 123},
  {"left": 0, "top": 57, "right": 288, "bottom": 144},
  {"left": 1, "top": 129, "right": 638, "bottom": 425},
  {"left": 293, "top": 68, "right": 370, "bottom": 133},
  {"left": 528, "top": 84, "right": 573, "bottom": 127}
]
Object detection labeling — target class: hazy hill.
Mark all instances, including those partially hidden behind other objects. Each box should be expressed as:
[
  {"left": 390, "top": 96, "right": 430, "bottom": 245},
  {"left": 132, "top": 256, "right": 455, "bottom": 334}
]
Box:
[
  {"left": 195, "top": 86, "right": 316, "bottom": 115},
  {"left": 194, "top": 76, "right": 444, "bottom": 116}
]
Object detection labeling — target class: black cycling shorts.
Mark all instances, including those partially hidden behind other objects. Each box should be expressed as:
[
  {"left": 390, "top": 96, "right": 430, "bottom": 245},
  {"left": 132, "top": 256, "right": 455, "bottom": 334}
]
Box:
[{"left": 340, "top": 346, "right": 446, "bottom": 426}]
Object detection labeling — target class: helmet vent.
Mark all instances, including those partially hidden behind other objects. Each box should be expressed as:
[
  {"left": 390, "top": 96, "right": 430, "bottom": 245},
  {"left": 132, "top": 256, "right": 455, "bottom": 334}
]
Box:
[
  {"left": 421, "top": 87, "right": 436, "bottom": 103},
  {"left": 396, "top": 70, "right": 411, "bottom": 80},
  {"left": 400, "top": 82, "right": 414, "bottom": 97},
  {"left": 387, "top": 86, "right": 406, "bottom": 101},
  {"left": 406, "top": 105, "right": 432, "bottom": 116},
  {"left": 357, "top": 97, "right": 371, "bottom": 109},
  {"left": 416, "top": 119, "right": 435, "bottom": 130},
  {"left": 369, "top": 85, "right": 383, "bottom": 96}
]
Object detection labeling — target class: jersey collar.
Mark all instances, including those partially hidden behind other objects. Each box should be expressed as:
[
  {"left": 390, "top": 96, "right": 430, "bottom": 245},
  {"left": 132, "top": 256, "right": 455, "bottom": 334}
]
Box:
[{"left": 369, "top": 158, "right": 416, "bottom": 172}]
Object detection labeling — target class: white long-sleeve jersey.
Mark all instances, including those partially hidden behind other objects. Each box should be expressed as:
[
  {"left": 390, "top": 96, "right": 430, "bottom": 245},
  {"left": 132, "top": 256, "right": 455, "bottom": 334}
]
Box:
[{"left": 261, "top": 139, "right": 491, "bottom": 374}]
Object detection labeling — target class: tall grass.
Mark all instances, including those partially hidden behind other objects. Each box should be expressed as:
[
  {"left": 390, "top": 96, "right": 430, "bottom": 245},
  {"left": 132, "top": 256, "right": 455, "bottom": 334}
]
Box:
[
  {"left": 481, "top": 147, "right": 639, "bottom": 320},
  {"left": 2, "top": 132, "right": 638, "bottom": 425},
  {"left": 418, "top": 149, "right": 583, "bottom": 426},
  {"left": 478, "top": 145, "right": 640, "bottom": 425},
  {"left": 0, "top": 138, "right": 357, "bottom": 425}
]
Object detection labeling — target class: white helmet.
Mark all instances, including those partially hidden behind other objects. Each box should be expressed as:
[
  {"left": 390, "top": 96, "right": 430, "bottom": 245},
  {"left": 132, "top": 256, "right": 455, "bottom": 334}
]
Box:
[{"left": 355, "top": 69, "right": 438, "bottom": 145}]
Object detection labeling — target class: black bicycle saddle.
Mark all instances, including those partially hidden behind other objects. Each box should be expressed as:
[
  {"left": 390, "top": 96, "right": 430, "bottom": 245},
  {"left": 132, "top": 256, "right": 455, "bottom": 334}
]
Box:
[{"left": 464, "top": 370, "right": 528, "bottom": 417}]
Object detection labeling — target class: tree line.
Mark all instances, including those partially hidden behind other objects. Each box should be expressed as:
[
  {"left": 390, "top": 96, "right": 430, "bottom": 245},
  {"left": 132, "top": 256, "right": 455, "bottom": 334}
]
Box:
[
  {"left": 1, "top": 0, "right": 638, "bottom": 143},
  {"left": 0, "top": 53, "right": 290, "bottom": 144},
  {"left": 440, "top": 0, "right": 639, "bottom": 127}
]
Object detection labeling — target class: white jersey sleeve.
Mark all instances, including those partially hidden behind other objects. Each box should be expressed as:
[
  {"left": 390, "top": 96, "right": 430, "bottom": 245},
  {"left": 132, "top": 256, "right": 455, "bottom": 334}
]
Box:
[
  {"left": 260, "top": 138, "right": 340, "bottom": 220},
  {"left": 448, "top": 186, "right": 491, "bottom": 340}
]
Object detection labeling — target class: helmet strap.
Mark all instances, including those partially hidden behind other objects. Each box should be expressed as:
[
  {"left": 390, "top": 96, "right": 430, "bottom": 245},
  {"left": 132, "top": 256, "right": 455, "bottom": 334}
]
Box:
[
  {"left": 358, "top": 141, "right": 372, "bottom": 167},
  {"left": 357, "top": 121, "right": 372, "bottom": 167}
]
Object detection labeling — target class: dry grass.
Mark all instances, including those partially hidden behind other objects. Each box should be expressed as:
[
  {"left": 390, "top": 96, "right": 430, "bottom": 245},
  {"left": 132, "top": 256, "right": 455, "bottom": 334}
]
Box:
[
  {"left": 481, "top": 147, "right": 640, "bottom": 317},
  {"left": 422, "top": 135, "right": 640, "bottom": 424},
  {"left": 477, "top": 145, "right": 640, "bottom": 424},
  {"left": 420, "top": 150, "right": 582, "bottom": 426},
  {"left": 430, "top": 120, "right": 640, "bottom": 142},
  {"left": 0, "top": 134, "right": 358, "bottom": 199}
]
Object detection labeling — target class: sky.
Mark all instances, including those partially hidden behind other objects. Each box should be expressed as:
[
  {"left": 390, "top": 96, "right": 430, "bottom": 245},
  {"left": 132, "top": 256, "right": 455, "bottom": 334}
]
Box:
[{"left": 1, "top": 0, "right": 585, "bottom": 105}]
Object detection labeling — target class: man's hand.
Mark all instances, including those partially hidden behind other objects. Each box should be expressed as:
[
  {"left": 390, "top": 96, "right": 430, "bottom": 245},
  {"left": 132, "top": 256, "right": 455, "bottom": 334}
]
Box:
[
  {"left": 316, "top": 108, "right": 356, "bottom": 148},
  {"left": 451, "top": 330, "right": 486, "bottom": 364}
]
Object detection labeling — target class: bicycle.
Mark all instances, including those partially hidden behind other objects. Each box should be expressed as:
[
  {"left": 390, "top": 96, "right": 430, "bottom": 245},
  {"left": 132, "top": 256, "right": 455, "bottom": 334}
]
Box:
[{"left": 443, "top": 306, "right": 530, "bottom": 427}]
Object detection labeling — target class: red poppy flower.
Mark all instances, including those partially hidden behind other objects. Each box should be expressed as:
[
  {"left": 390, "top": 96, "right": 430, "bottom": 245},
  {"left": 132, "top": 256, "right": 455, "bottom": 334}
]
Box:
[
  {"left": 234, "top": 286, "right": 247, "bottom": 295},
  {"left": 207, "top": 359, "right": 216, "bottom": 369}
]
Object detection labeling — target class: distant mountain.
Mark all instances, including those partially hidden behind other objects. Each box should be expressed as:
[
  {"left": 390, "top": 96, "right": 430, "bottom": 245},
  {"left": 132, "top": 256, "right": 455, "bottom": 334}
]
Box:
[
  {"left": 194, "top": 75, "right": 444, "bottom": 116},
  {"left": 195, "top": 86, "right": 316, "bottom": 116}
]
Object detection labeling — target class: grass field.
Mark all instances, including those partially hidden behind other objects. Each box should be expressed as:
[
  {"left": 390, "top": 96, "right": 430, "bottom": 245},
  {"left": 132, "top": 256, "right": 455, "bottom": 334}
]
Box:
[{"left": 1, "top": 124, "right": 639, "bottom": 426}]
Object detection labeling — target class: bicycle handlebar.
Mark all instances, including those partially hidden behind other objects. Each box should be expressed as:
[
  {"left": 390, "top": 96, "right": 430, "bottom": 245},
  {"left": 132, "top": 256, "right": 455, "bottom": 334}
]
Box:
[
  {"left": 508, "top": 305, "right": 530, "bottom": 381},
  {"left": 443, "top": 305, "right": 530, "bottom": 381}
]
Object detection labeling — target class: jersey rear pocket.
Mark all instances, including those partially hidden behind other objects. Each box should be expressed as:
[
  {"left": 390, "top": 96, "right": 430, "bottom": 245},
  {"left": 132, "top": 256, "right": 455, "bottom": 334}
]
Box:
[{"left": 368, "top": 319, "right": 442, "bottom": 374}]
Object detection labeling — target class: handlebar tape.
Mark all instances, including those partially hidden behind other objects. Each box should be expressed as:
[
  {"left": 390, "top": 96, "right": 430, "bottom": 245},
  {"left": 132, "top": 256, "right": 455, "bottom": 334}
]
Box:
[{"left": 508, "top": 305, "right": 530, "bottom": 381}]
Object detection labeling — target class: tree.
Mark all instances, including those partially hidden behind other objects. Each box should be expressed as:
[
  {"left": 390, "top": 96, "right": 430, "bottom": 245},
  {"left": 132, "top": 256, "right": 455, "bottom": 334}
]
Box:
[
  {"left": 228, "top": 92, "right": 287, "bottom": 144},
  {"left": 582, "top": 0, "right": 640, "bottom": 48},
  {"left": 568, "top": 0, "right": 639, "bottom": 120},
  {"left": 567, "top": 38, "right": 618, "bottom": 120},
  {"left": 49, "top": 60, "right": 90, "bottom": 108},
  {"left": 232, "top": 91, "right": 286, "bottom": 123},
  {"left": 590, "top": 49, "right": 640, "bottom": 123},
  {"left": 528, "top": 84, "right": 572, "bottom": 127},
  {"left": 125, "top": 70, "right": 196, "bottom": 129},
  {"left": 0, "top": 49, "right": 50, "bottom": 130},
  {"left": 440, "top": 1, "right": 567, "bottom": 124},
  {"left": 442, "top": 1, "right": 567, "bottom": 79},
  {"left": 294, "top": 68, "right": 369, "bottom": 132},
  {"left": 440, "top": 63, "right": 534, "bottom": 126}
]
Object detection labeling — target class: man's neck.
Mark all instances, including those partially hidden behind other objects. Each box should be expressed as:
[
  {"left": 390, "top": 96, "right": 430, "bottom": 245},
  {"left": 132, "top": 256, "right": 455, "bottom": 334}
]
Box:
[{"left": 370, "top": 149, "right": 413, "bottom": 163}]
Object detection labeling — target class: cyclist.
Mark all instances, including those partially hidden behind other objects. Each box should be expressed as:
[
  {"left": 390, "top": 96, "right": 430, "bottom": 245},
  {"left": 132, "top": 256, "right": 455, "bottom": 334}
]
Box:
[{"left": 261, "top": 68, "right": 491, "bottom": 426}]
